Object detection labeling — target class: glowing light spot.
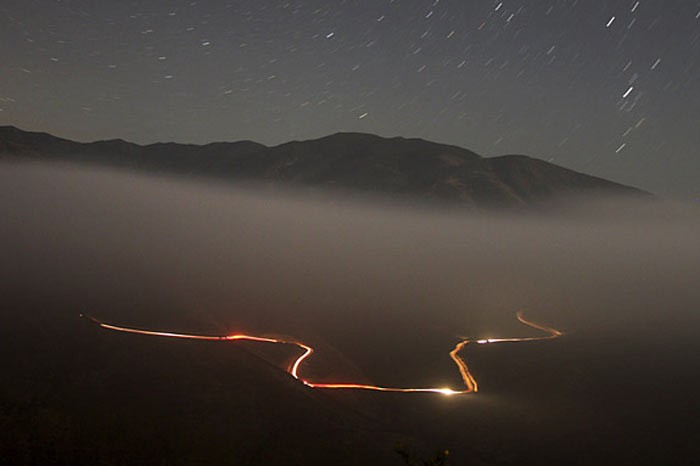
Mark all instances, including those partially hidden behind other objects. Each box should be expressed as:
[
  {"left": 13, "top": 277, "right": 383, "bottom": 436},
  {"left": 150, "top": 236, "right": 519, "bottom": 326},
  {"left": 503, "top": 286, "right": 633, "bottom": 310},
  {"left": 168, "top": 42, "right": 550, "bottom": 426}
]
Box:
[{"left": 438, "top": 388, "right": 458, "bottom": 396}]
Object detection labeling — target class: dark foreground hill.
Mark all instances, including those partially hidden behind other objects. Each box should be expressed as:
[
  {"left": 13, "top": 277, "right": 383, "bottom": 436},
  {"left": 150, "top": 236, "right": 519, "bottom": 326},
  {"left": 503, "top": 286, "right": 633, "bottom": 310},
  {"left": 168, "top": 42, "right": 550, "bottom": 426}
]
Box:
[{"left": 0, "top": 126, "right": 649, "bottom": 208}]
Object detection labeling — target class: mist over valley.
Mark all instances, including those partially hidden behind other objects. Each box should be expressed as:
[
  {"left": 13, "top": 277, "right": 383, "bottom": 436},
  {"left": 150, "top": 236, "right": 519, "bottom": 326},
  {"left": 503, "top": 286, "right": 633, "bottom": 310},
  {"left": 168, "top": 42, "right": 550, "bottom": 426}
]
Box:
[{"left": 2, "top": 161, "right": 698, "bottom": 465}]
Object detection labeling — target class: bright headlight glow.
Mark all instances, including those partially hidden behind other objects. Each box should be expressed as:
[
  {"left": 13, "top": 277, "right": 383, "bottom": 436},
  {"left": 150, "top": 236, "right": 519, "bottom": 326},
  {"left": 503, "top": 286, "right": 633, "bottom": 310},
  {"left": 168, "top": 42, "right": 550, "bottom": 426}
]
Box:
[{"left": 437, "top": 388, "right": 458, "bottom": 396}]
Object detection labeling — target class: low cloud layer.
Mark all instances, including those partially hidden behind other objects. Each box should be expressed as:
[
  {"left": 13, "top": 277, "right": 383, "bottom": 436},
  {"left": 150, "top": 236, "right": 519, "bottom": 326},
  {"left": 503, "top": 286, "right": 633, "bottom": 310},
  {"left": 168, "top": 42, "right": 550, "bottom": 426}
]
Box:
[{"left": 2, "top": 161, "right": 699, "bottom": 377}]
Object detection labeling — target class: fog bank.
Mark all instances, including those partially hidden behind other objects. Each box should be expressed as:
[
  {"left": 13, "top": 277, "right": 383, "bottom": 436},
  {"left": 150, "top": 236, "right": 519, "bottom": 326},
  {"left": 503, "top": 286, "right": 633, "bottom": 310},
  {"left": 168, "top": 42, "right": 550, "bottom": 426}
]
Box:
[{"left": 2, "top": 162, "right": 699, "bottom": 373}]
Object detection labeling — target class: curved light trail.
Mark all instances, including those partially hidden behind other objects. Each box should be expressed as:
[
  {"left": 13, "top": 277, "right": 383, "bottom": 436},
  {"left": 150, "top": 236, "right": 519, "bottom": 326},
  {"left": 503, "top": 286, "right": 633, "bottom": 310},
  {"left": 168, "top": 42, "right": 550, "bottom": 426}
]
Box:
[{"left": 80, "top": 311, "right": 562, "bottom": 396}]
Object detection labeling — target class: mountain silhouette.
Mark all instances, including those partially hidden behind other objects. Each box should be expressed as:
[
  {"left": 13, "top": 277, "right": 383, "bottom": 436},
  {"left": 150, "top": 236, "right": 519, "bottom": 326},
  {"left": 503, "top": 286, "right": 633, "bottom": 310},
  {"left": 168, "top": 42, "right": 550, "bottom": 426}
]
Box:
[{"left": 0, "top": 125, "right": 649, "bottom": 207}]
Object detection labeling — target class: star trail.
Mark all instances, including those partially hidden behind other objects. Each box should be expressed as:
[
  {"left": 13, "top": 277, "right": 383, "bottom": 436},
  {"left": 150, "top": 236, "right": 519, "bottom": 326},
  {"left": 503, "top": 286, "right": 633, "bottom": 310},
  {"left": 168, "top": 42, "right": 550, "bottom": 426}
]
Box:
[{"left": 1, "top": 0, "right": 698, "bottom": 197}]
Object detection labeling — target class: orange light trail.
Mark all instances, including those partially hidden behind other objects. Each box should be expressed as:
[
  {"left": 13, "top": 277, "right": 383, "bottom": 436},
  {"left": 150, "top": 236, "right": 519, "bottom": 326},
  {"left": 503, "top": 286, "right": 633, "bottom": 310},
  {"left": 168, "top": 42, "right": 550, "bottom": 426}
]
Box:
[{"left": 80, "top": 310, "right": 562, "bottom": 396}]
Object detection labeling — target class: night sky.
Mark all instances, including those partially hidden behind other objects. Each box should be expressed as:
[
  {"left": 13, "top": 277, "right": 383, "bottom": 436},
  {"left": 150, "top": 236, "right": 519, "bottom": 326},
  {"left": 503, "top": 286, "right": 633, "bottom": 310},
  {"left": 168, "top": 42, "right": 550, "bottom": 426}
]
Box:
[{"left": 1, "top": 0, "right": 699, "bottom": 198}]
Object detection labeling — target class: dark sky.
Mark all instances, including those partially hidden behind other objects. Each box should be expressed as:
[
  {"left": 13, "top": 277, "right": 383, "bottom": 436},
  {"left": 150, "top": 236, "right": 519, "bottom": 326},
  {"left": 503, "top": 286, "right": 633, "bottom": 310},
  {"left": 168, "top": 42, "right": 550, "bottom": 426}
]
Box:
[{"left": 1, "top": 0, "right": 698, "bottom": 198}]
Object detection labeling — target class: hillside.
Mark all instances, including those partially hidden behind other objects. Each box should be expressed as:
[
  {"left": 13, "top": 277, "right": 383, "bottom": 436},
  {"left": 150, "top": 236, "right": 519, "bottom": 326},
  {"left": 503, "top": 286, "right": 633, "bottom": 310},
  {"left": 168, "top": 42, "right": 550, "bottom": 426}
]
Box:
[{"left": 0, "top": 126, "right": 649, "bottom": 207}]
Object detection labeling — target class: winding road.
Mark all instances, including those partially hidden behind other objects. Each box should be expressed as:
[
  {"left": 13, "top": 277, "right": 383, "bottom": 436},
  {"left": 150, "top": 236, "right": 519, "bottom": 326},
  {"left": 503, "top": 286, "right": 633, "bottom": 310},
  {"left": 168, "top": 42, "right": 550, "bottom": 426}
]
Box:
[{"left": 81, "top": 311, "right": 562, "bottom": 395}]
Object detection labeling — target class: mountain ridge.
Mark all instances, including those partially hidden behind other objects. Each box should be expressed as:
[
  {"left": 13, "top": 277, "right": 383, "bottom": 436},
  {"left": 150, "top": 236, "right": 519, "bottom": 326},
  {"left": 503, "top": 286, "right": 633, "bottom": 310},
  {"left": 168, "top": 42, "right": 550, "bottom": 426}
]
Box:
[{"left": 0, "top": 125, "right": 650, "bottom": 208}]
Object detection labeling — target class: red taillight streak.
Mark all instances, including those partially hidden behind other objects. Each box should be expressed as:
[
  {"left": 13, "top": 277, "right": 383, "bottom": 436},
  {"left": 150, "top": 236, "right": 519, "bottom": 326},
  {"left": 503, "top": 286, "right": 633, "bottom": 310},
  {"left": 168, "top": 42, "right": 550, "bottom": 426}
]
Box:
[{"left": 86, "top": 311, "right": 561, "bottom": 396}]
